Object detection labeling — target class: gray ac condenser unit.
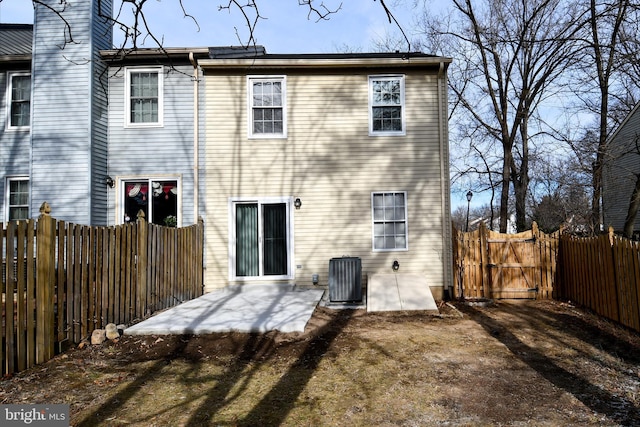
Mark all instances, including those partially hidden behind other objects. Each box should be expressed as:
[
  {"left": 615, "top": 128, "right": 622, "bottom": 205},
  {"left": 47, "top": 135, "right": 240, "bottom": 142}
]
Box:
[{"left": 328, "top": 257, "right": 362, "bottom": 302}]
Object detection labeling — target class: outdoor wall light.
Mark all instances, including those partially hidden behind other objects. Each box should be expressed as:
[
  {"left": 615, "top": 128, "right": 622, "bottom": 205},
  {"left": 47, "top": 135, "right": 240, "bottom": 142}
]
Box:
[
  {"left": 105, "top": 176, "right": 115, "bottom": 188},
  {"left": 392, "top": 260, "right": 400, "bottom": 271},
  {"left": 294, "top": 198, "right": 302, "bottom": 209}
]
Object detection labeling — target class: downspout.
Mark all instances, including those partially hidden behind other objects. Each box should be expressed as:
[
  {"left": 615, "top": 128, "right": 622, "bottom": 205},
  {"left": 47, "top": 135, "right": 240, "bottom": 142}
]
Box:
[
  {"left": 189, "top": 52, "right": 199, "bottom": 223},
  {"left": 437, "top": 61, "right": 453, "bottom": 296}
]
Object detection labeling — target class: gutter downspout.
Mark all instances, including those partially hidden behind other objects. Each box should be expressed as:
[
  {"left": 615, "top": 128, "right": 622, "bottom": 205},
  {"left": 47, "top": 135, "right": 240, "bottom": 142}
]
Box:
[
  {"left": 437, "top": 61, "right": 453, "bottom": 296},
  {"left": 189, "top": 52, "right": 199, "bottom": 223}
]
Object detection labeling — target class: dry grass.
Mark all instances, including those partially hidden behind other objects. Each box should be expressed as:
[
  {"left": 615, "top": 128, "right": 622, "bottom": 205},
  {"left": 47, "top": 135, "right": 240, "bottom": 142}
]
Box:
[{"left": 2, "top": 301, "right": 640, "bottom": 426}]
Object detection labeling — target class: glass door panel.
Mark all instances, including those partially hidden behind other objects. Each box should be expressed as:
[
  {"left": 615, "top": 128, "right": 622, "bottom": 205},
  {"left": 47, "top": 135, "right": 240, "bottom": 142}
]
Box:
[
  {"left": 263, "top": 203, "right": 287, "bottom": 275},
  {"left": 236, "top": 203, "right": 259, "bottom": 277}
]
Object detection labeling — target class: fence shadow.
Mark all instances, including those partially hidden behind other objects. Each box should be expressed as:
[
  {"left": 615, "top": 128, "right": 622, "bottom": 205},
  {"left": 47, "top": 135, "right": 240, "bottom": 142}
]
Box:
[
  {"left": 185, "top": 309, "right": 355, "bottom": 426},
  {"left": 463, "top": 304, "right": 640, "bottom": 425},
  {"left": 75, "top": 335, "right": 193, "bottom": 427}
]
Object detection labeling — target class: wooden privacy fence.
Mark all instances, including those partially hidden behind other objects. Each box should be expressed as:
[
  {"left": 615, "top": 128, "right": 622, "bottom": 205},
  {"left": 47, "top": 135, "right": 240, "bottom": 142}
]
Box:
[
  {"left": 2, "top": 206, "right": 204, "bottom": 376},
  {"left": 555, "top": 229, "right": 640, "bottom": 333},
  {"left": 453, "top": 222, "right": 559, "bottom": 300}
]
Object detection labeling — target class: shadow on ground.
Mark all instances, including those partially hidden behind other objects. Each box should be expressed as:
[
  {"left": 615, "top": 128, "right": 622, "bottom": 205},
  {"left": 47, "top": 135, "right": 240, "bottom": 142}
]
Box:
[
  {"left": 76, "top": 309, "right": 355, "bottom": 426},
  {"left": 463, "top": 302, "right": 640, "bottom": 425}
]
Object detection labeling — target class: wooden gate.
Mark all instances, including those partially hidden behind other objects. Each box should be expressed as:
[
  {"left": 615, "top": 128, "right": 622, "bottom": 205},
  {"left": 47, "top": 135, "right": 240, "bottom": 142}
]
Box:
[
  {"left": 453, "top": 222, "right": 558, "bottom": 300},
  {"left": 487, "top": 232, "right": 539, "bottom": 299}
]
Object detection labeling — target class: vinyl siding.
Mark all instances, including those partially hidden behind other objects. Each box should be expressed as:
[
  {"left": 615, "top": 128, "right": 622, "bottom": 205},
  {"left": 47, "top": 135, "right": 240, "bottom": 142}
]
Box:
[
  {"left": 203, "top": 69, "right": 450, "bottom": 291},
  {"left": 107, "top": 64, "right": 200, "bottom": 226},
  {"left": 89, "top": 0, "right": 112, "bottom": 225},
  {"left": 603, "top": 103, "right": 640, "bottom": 232},
  {"left": 0, "top": 70, "right": 32, "bottom": 220},
  {"left": 30, "top": 0, "right": 110, "bottom": 224}
]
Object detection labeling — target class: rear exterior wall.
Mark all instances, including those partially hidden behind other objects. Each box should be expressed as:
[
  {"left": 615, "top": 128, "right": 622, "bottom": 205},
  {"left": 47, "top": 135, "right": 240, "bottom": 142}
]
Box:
[{"left": 202, "top": 68, "right": 450, "bottom": 292}]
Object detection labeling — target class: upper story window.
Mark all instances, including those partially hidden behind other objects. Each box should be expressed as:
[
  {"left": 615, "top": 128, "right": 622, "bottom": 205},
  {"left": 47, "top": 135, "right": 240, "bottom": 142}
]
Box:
[
  {"left": 372, "top": 191, "right": 408, "bottom": 251},
  {"left": 7, "top": 72, "right": 31, "bottom": 130},
  {"left": 6, "top": 177, "right": 29, "bottom": 221},
  {"left": 369, "top": 75, "right": 405, "bottom": 136},
  {"left": 248, "top": 76, "right": 287, "bottom": 138},
  {"left": 125, "top": 67, "right": 163, "bottom": 127}
]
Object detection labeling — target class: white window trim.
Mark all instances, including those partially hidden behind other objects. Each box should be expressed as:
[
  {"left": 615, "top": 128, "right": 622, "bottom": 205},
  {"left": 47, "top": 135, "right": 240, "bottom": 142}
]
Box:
[
  {"left": 228, "top": 196, "right": 295, "bottom": 281},
  {"left": 124, "top": 66, "right": 164, "bottom": 128},
  {"left": 371, "top": 191, "right": 409, "bottom": 252},
  {"left": 5, "top": 71, "right": 31, "bottom": 131},
  {"left": 247, "top": 75, "right": 287, "bottom": 139},
  {"left": 116, "top": 176, "right": 181, "bottom": 225},
  {"left": 5, "top": 176, "right": 29, "bottom": 222},
  {"left": 368, "top": 74, "right": 406, "bottom": 136}
]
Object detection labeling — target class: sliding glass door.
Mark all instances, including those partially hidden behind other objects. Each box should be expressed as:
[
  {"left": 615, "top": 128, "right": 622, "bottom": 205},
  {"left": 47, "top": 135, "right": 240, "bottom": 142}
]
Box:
[{"left": 232, "top": 198, "right": 291, "bottom": 279}]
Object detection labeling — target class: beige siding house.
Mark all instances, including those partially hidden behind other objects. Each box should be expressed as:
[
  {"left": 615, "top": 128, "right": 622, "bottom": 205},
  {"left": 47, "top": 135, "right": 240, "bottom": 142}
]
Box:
[{"left": 200, "top": 52, "right": 453, "bottom": 300}]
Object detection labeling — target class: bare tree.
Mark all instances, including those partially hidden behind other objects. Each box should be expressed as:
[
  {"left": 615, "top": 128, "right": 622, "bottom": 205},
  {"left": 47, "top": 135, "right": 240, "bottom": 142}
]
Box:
[
  {"left": 419, "top": 0, "right": 583, "bottom": 233},
  {"left": 529, "top": 155, "right": 591, "bottom": 233},
  {"left": 570, "top": 0, "right": 640, "bottom": 233}
]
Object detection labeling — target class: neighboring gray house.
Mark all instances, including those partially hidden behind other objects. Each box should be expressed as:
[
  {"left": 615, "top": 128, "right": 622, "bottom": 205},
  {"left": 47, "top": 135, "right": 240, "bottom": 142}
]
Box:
[
  {"left": 0, "top": 0, "right": 206, "bottom": 227},
  {"left": 0, "top": 23, "right": 32, "bottom": 222},
  {"left": 0, "top": 0, "right": 111, "bottom": 225},
  {"left": 100, "top": 48, "right": 207, "bottom": 227},
  {"left": 603, "top": 101, "right": 640, "bottom": 235}
]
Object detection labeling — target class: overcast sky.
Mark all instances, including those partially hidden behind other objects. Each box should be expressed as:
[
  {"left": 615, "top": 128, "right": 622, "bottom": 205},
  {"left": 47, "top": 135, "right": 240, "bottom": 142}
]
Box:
[{"left": 0, "top": 0, "right": 441, "bottom": 53}]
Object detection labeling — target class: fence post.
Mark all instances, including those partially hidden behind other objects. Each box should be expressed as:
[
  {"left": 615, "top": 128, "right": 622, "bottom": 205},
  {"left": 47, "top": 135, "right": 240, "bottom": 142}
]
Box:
[
  {"left": 35, "top": 202, "right": 55, "bottom": 364},
  {"left": 198, "top": 216, "right": 205, "bottom": 297},
  {"left": 136, "top": 210, "right": 148, "bottom": 320},
  {"left": 608, "top": 226, "right": 621, "bottom": 323},
  {"left": 479, "top": 221, "right": 489, "bottom": 299},
  {"left": 532, "top": 221, "right": 542, "bottom": 299}
]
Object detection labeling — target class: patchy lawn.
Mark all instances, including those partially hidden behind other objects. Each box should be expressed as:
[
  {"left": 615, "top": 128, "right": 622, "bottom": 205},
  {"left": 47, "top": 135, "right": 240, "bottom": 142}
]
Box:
[{"left": 2, "top": 300, "right": 640, "bottom": 426}]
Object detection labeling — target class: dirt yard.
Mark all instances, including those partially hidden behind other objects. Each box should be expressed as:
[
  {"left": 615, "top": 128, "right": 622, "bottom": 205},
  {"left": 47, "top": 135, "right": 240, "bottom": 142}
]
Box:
[{"left": 2, "top": 300, "right": 640, "bottom": 426}]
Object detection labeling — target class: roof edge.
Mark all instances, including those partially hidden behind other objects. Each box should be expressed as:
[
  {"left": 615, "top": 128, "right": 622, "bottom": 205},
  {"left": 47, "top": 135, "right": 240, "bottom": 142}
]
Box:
[
  {"left": 198, "top": 55, "right": 452, "bottom": 70},
  {"left": 607, "top": 101, "right": 640, "bottom": 145},
  {"left": 100, "top": 47, "right": 210, "bottom": 62}
]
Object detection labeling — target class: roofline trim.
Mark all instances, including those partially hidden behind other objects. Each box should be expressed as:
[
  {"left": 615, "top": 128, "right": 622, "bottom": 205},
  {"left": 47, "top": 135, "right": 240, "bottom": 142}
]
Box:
[
  {"left": 198, "top": 56, "right": 452, "bottom": 70},
  {"left": 100, "top": 47, "right": 210, "bottom": 60},
  {"left": 606, "top": 101, "right": 640, "bottom": 145},
  {"left": 0, "top": 54, "right": 32, "bottom": 63}
]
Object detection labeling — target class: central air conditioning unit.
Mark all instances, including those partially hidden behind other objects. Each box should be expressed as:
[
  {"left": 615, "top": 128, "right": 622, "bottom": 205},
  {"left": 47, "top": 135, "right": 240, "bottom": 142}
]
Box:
[{"left": 328, "top": 257, "right": 362, "bottom": 302}]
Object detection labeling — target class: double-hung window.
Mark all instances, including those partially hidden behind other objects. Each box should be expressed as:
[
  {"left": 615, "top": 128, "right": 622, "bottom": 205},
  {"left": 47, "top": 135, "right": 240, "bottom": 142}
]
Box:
[
  {"left": 7, "top": 72, "right": 31, "bottom": 129},
  {"left": 372, "top": 192, "right": 408, "bottom": 251},
  {"left": 248, "top": 76, "right": 286, "bottom": 138},
  {"left": 6, "top": 177, "right": 29, "bottom": 221},
  {"left": 369, "top": 75, "right": 405, "bottom": 135},
  {"left": 125, "top": 67, "right": 163, "bottom": 127}
]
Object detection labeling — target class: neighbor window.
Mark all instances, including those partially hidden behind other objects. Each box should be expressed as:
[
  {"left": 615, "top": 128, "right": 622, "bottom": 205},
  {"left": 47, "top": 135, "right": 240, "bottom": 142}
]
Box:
[
  {"left": 372, "top": 192, "right": 408, "bottom": 251},
  {"left": 369, "top": 75, "right": 405, "bottom": 135},
  {"left": 6, "top": 177, "right": 29, "bottom": 221},
  {"left": 125, "top": 67, "right": 163, "bottom": 126},
  {"left": 122, "top": 178, "right": 179, "bottom": 226},
  {"left": 248, "top": 76, "right": 286, "bottom": 138},
  {"left": 7, "top": 72, "right": 31, "bottom": 129}
]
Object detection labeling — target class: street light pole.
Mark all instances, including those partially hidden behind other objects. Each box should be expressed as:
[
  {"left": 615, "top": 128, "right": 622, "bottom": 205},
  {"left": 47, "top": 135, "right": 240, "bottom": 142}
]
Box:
[{"left": 465, "top": 190, "right": 473, "bottom": 232}]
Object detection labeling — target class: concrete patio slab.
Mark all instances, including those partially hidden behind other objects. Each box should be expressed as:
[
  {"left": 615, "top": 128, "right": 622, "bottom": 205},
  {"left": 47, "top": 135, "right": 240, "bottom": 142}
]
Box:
[
  {"left": 124, "top": 284, "right": 325, "bottom": 335},
  {"left": 367, "top": 273, "right": 439, "bottom": 312}
]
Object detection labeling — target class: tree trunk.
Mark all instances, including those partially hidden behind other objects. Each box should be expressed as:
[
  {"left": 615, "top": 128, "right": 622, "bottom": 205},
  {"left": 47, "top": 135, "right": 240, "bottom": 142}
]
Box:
[
  {"left": 499, "top": 148, "right": 511, "bottom": 233},
  {"left": 513, "top": 116, "right": 530, "bottom": 232}
]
